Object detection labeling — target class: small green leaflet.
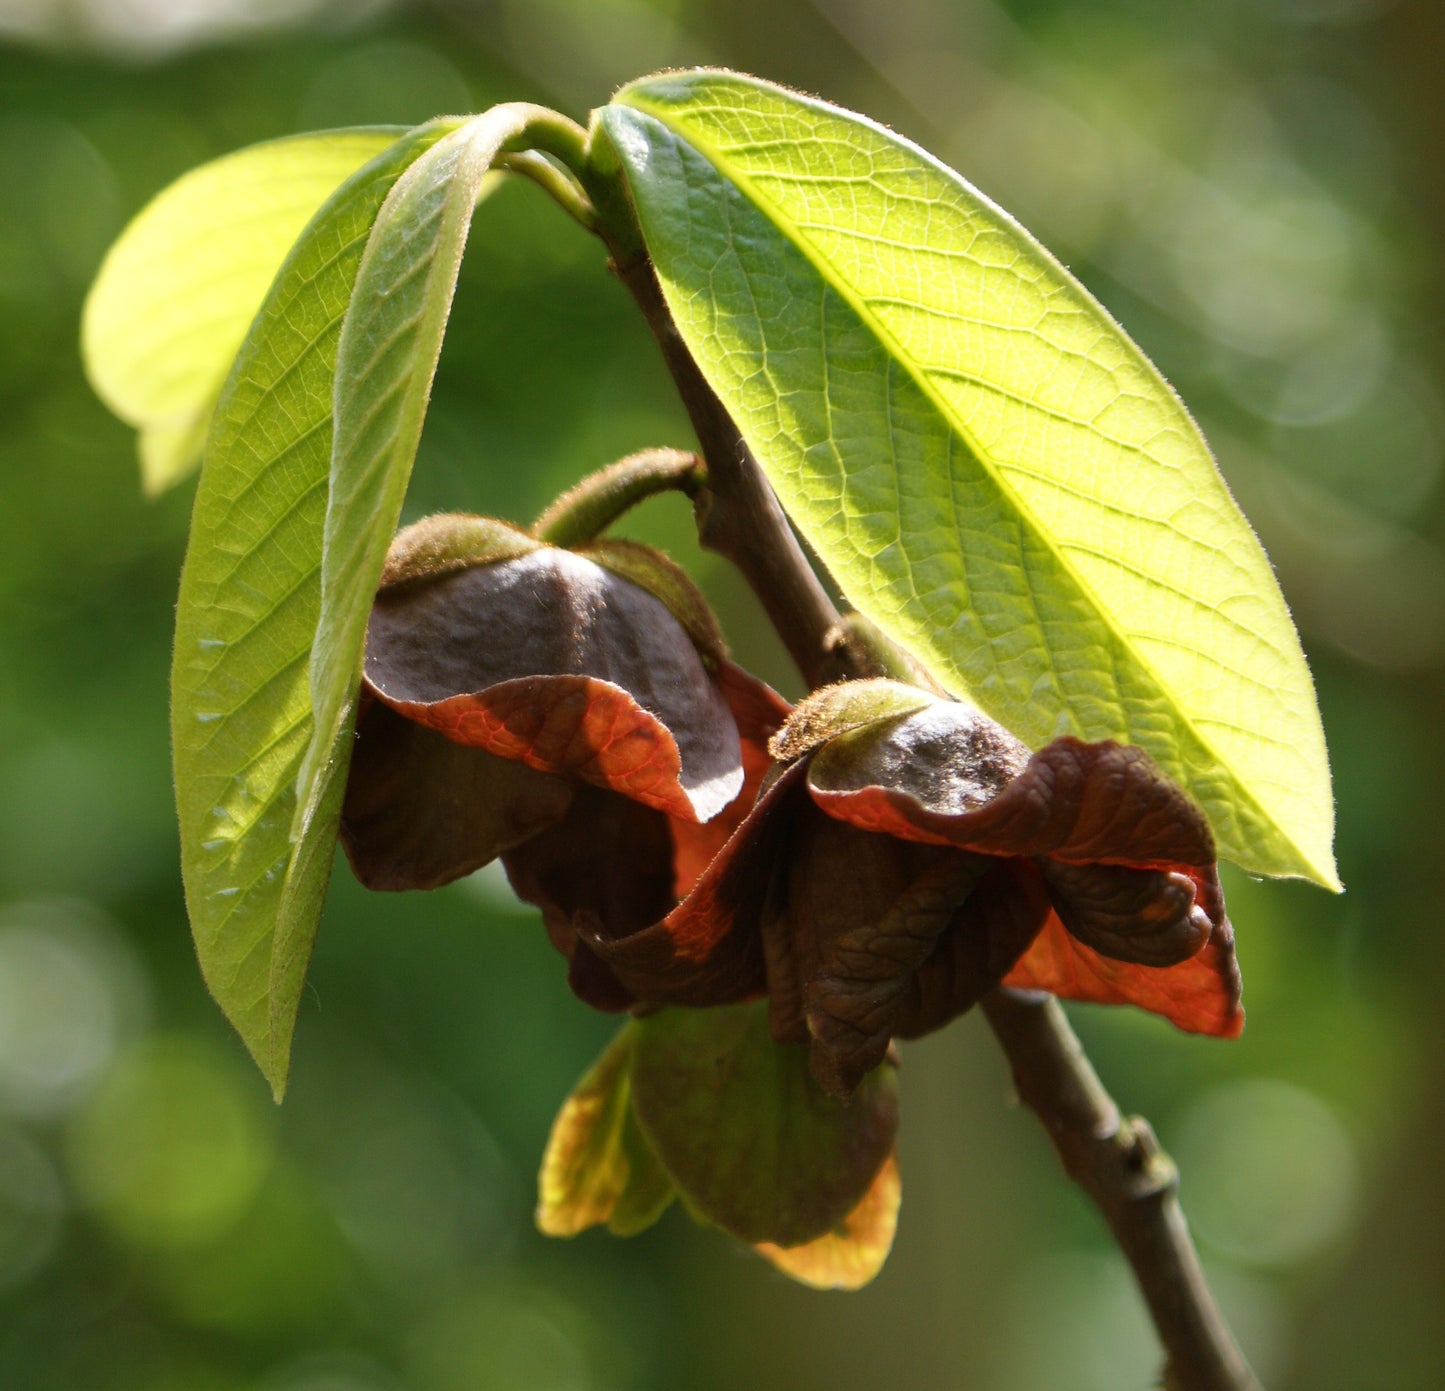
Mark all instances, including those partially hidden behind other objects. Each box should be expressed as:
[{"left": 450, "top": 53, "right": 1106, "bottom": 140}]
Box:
[
  {"left": 171, "top": 121, "right": 468, "bottom": 1099},
  {"left": 629, "top": 1001, "right": 898, "bottom": 1247},
  {"left": 81, "top": 129, "right": 404, "bottom": 493},
  {"left": 536, "top": 1024, "right": 675, "bottom": 1238},
  {"left": 599, "top": 72, "right": 1337, "bottom": 889}
]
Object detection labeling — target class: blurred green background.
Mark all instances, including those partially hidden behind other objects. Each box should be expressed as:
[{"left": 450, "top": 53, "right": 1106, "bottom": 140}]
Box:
[{"left": 2, "top": 0, "right": 1442, "bottom": 1386}]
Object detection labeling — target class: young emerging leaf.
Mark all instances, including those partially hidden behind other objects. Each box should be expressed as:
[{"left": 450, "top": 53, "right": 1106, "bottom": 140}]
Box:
[
  {"left": 628, "top": 1001, "right": 898, "bottom": 1247},
  {"left": 81, "top": 129, "right": 404, "bottom": 493},
  {"left": 537, "top": 1025, "right": 675, "bottom": 1238},
  {"left": 597, "top": 71, "right": 1337, "bottom": 890},
  {"left": 755, "top": 1152, "right": 901, "bottom": 1291}
]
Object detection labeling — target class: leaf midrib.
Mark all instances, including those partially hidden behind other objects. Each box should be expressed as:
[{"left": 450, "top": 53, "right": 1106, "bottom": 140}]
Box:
[{"left": 620, "top": 91, "right": 1313, "bottom": 877}]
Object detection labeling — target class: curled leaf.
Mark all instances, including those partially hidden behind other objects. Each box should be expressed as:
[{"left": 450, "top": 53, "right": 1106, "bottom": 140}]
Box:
[
  {"left": 363, "top": 547, "right": 744, "bottom": 822},
  {"left": 1004, "top": 882, "right": 1243, "bottom": 1038},
  {"left": 340, "top": 697, "right": 575, "bottom": 892}
]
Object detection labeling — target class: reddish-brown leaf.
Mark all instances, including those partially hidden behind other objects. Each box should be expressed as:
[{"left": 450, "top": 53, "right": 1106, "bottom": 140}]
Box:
[
  {"left": 760, "top": 805, "right": 993, "bottom": 1094},
  {"left": 669, "top": 660, "right": 792, "bottom": 897},
  {"left": 340, "top": 696, "right": 574, "bottom": 891},
  {"left": 810, "top": 713, "right": 1215, "bottom": 869},
  {"left": 890, "top": 861, "right": 1053, "bottom": 1040},
  {"left": 1040, "top": 859, "right": 1212, "bottom": 967},
  {"left": 1002, "top": 904, "right": 1244, "bottom": 1038},
  {"left": 502, "top": 784, "right": 679, "bottom": 1012},
  {"left": 580, "top": 762, "right": 815, "bottom": 1008},
  {"left": 364, "top": 547, "right": 744, "bottom": 821}
]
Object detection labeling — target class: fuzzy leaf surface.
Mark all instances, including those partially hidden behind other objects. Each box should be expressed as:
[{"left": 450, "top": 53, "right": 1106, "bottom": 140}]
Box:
[
  {"left": 600, "top": 71, "right": 1336, "bottom": 888},
  {"left": 170, "top": 123, "right": 460, "bottom": 1098},
  {"left": 297, "top": 106, "right": 546, "bottom": 844},
  {"left": 82, "top": 129, "right": 403, "bottom": 492}
]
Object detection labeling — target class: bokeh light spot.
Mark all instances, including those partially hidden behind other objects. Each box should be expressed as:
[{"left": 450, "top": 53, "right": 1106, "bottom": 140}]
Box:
[
  {"left": 997, "top": 1252, "right": 1157, "bottom": 1391},
  {"left": 66, "top": 1034, "right": 275, "bottom": 1249},
  {"left": 298, "top": 41, "right": 473, "bottom": 129},
  {"left": 1175, "top": 1079, "right": 1360, "bottom": 1267},
  {"left": 0, "top": 1120, "right": 66, "bottom": 1293},
  {"left": 0, "top": 897, "right": 149, "bottom": 1118},
  {"left": 406, "top": 1282, "right": 615, "bottom": 1391}
]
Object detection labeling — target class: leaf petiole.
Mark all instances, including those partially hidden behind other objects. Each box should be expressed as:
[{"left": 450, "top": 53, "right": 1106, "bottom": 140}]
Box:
[{"left": 533, "top": 447, "right": 705, "bottom": 548}]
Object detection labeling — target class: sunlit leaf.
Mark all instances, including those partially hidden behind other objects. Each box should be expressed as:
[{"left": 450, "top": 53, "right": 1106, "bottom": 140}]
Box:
[
  {"left": 171, "top": 122, "right": 460, "bottom": 1099},
  {"left": 629, "top": 1001, "right": 898, "bottom": 1247},
  {"left": 296, "top": 104, "right": 550, "bottom": 846},
  {"left": 81, "top": 129, "right": 403, "bottom": 493},
  {"left": 755, "top": 1151, "right": 900, "bottom": 1290},
  {"left": 599, "top": 71, "right": 1337, "bottom": 889},
  {"left": 537, "top": 1025, "right": 675, "bottom": 1238}
]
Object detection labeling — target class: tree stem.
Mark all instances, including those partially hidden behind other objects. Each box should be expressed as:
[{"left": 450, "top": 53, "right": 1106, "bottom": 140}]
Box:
[
  {"left": 982, "top": 990, "right": 1262, "bottom": 1391},
  {"left": 605, "top": 248, "right": 862, "bottom": 690},
  {"left": 586, "top": 164, "right": 1260, "bottom": 1391},
  {"left": 533, "top": 447, "right": 705, "bottom": 548}
]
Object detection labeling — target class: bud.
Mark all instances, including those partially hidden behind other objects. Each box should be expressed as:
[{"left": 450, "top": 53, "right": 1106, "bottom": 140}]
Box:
[
  {"left": 340, "top": 514, "right": 788, "bottom": 1008},
  {"left": 589, "top": 680, "right": 1242, "bottom": 1095}
]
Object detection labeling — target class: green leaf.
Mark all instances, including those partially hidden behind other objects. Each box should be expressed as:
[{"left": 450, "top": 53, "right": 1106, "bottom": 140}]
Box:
[
  {"left": 629, "top": 1001, "right": 898, "bottom": 1248},
  {"left": 599, "top": 72, "right": 1337, "bottom": 889},
  {"left": 81, "top": 129, "right": 404, "bottom": 493},
  {"left": 536, "top": 1025, "right": 675, "bottom": 1238},
  {"left": 295, "top": 103, "right": 543, "bottom": 845},
  {"left": 171, "top": 122, "right": 462, "bottom": 1100}
]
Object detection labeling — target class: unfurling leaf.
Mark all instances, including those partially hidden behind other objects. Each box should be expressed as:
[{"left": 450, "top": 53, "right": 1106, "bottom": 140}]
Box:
[
  {"left": 629, "top": 1001, "right": 898, "bottom": 1247},
  {"left": 537, "top": 1026, "right": 675, "bottom": 1238},
  {"left": 598, "top": 71, "right": 1337, "bottom": 890}
]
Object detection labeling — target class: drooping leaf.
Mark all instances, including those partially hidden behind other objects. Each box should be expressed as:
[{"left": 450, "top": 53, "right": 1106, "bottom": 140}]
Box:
[
  {"left": 537, "top": 1026, "right": 675, "bottom": 1239},
  {"left": 502, "top": 783, "right": 680, "bottom": 1013},
  {"left": 598, "top": 71, "right": 1338, "bottom": 890},
  {"left": 296, "top": 105, "right": 551, "bottom": 846},
  {"left": 629, "top": 1001, "right": 898, "bottom": 1247},
  {"left": 170, "top": 122, "right": 462, "bottom": 1099},
  {"left": 755, "top": 1152, "right": 901, "bottom": 1290},
  {"left": 81, "top": 129, "right": 404, "bottom": 493},
  {"left": 807, "top": 703, "right": 1217, "bottom": 868}
]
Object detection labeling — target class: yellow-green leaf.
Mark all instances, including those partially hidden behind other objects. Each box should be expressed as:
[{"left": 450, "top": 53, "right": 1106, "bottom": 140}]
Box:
[
  {"left": 170, "top": 123, "right": 461, "bottom": 1100},
  {"left": 600, "top": 71, "right": 1337, "bottom": 889},
  {"left": 537, "top": 1025, "right": 675, "bottom": 1239},
  {"left": 81, "top": 129, "right": 403, "bottom": 492},
  {"left": 755, "top": 1151, "right": 900, "bottom": 1290}
]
